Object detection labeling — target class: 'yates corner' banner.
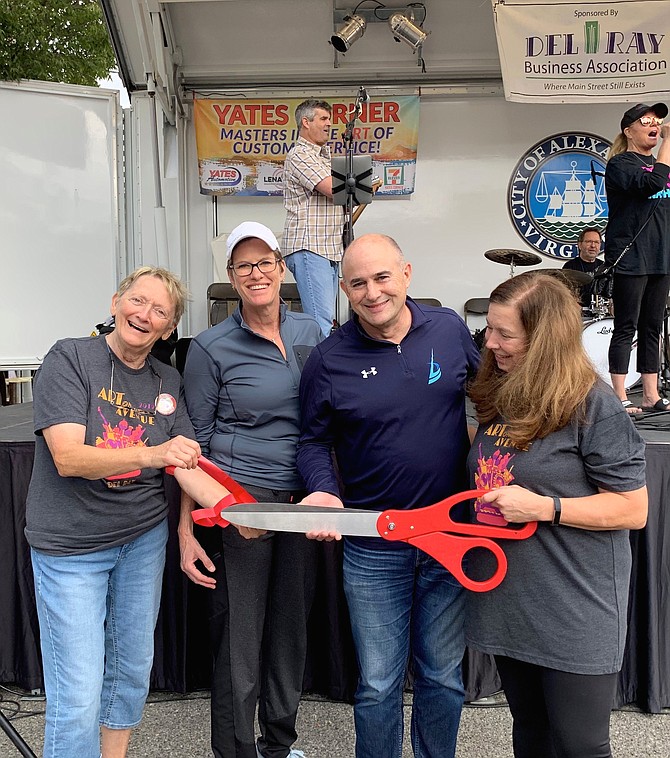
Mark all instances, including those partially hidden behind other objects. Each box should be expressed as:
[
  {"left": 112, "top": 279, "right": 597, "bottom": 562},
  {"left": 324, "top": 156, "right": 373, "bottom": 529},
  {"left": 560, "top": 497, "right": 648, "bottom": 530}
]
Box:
[
  {"left": 193, "top": 96, "right": 420, "bottom": 196},
  {"left": 492, "top": 0, "right": 670, "bottom": 102}
]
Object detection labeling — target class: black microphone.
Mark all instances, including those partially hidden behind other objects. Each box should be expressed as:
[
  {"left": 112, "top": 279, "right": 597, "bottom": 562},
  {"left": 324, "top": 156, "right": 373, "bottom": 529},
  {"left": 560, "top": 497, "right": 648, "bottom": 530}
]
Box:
[{"left": 590, "top": 160, "right": 604, "bottom": 187}]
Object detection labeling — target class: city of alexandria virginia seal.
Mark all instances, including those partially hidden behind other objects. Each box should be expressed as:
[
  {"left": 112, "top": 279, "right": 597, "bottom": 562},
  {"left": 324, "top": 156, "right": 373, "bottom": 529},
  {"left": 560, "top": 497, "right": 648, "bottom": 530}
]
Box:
[{"left": 507, "top": 132, "right": 611, "bottom": 261}]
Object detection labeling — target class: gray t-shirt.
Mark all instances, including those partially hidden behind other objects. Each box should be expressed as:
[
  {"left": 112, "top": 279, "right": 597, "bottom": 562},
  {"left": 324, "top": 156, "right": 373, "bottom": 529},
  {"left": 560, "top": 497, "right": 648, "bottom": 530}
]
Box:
[
  {"left": 465, "top": 382, "right": 646, "bottom": 675},
  {"left": 25, "top": 336, "right": 194, "bottom": 555}
]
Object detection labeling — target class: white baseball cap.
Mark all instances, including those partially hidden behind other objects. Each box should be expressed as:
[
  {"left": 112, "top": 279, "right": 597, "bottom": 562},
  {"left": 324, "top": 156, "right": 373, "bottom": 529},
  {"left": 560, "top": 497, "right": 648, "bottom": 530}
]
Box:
[{"left": 226, "top": 221, "right": 280, "bottom": 260}]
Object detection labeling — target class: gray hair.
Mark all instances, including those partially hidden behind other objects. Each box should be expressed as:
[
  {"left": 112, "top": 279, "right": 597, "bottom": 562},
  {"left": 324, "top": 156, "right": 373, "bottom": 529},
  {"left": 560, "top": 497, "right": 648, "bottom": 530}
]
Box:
[
  {"left": 577, "top": 227, "right": 602, "bottom": 244},
  {"left": 116, "top": 266, "right": 189, "bottom": 324},
  {"left": 295, "top": 99, "right": 331, "bottom": 129}
]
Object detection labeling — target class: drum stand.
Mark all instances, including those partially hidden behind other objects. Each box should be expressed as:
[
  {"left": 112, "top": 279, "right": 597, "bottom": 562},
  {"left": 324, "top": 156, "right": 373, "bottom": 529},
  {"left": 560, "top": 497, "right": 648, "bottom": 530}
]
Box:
[{"left": 588, "top": 294, "right": 611, "bottom": 320}]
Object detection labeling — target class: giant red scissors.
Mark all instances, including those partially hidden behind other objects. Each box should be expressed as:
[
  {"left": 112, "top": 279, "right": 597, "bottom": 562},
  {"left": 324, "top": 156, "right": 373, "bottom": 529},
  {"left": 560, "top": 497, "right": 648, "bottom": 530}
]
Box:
[{"left": 221, "top": 489, "right": 537, "bottom": 592}]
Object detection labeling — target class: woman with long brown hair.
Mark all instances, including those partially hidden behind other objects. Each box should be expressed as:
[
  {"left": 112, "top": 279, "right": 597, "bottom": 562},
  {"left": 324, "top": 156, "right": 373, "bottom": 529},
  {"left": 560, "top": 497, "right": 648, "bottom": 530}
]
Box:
[{"left": 466, "top": 272, "right": 647, "bottom": 758}]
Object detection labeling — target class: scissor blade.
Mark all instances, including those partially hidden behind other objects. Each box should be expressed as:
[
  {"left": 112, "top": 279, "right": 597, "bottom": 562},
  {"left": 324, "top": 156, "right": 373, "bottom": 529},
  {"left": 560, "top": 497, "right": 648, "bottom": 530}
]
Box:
[{"left": 223, "top": 502, "right": 380, "bottom": 536}]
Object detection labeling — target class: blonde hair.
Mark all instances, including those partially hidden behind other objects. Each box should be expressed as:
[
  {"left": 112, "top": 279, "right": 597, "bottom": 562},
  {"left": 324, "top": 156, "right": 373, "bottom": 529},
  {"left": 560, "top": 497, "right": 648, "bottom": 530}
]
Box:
[
  {"left": 469, "top": 272, "right": 598, "bottom": 447},
  {"left": 608, "top": 132, "right": 628, "bottom": 158},
  {"left": 116, "top": 266, "right": 189, "bottom": 324}
]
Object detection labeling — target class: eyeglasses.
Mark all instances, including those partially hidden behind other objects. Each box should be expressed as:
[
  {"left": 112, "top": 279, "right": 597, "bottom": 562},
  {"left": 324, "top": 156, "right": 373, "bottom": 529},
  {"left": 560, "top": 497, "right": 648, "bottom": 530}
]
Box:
[
  {"left": 228, "top": 258, "right": 279, "bottom": 277},
  {"left": 126, "top": 295, "right": 171, "bottom": 321},
  {"left": 639, "top": 116, "right": 664, "bottom": 126}
]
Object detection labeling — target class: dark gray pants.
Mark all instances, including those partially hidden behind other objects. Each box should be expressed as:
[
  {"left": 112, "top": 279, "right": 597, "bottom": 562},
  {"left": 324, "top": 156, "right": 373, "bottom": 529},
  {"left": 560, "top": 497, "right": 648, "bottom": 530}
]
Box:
[{"left": 209, "top": 484, "right": 318, "bottom": 758}]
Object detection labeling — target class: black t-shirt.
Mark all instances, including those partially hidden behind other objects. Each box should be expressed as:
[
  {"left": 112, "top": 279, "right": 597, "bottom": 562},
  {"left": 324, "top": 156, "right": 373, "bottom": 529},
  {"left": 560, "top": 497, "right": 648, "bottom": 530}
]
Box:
[
  {"left": 604, "top": 152, "right": 670, "bottom": 275},
  {"left": 562, "top": 256, "right": 604, "bottom": 306}
]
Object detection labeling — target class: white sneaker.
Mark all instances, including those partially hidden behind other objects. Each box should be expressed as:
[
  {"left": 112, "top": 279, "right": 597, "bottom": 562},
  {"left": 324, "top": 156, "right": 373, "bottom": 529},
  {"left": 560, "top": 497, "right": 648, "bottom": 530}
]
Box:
[{"left": 256, "top": 745, "right": 305, "bottom": 758}]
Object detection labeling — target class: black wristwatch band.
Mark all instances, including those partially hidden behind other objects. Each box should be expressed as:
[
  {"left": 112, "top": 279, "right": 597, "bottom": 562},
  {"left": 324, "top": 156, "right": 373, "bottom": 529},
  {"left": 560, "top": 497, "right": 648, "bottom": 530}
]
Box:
[{"left": 551, "top": 496, "right": 562, "bottom": 526}]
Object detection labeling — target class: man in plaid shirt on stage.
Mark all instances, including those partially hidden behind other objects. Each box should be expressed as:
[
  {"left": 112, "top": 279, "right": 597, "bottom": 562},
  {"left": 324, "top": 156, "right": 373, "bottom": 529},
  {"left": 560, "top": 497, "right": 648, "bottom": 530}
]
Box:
[{"left": 283, "top": 99, "right": 345, "bottom": 338}]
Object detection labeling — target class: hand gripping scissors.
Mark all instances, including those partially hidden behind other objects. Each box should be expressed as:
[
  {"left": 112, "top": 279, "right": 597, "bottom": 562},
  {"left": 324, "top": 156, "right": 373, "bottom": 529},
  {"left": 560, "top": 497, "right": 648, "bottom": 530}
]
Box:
[
  {"left": 223, "top": 489, "right": 537, "bottom": 592},
  {"left": 166, "top": 456, "right": 256, "bottom": 527}
]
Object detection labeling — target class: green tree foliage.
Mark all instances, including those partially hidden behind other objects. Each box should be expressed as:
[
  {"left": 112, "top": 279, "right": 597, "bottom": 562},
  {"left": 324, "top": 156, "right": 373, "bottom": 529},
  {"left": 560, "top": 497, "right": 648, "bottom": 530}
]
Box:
[{"left": 0, "top": 0, "right": 116, "bottom": 86}]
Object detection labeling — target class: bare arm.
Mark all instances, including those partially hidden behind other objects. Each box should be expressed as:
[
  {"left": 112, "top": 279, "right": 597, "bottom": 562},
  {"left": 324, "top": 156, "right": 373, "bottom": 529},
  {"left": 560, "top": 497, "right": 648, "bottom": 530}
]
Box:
[
  {"left": 176, "top": 463, "right": 266, "bottom": 539},
  {"left": 314, "top": 176, "right": 334, "bottom": 197},
  {"left": 43, "top": 423, "right": 200, "bottom": 480},
  {"left": 178, "top": 491, "right": 217, "bottom": 588},
  {"left": 480, "top": 484, "right": 647, "bottom": 531}
]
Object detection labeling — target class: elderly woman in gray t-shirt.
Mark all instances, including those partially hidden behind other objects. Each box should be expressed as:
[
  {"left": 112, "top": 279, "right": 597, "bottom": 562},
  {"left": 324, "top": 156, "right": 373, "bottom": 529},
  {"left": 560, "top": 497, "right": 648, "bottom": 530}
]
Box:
[{"left": 26, "top": 267, "right": 232, "bottom": 758}]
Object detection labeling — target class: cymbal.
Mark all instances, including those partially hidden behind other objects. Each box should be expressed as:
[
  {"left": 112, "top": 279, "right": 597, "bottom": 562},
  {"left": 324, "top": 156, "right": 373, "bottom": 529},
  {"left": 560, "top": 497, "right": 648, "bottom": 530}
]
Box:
[
  {"left": 542, "top": 268, "right": 592, "bottom": 286},
  {"left": 484, "top": 249, "right": 542, "bottom": 266}
]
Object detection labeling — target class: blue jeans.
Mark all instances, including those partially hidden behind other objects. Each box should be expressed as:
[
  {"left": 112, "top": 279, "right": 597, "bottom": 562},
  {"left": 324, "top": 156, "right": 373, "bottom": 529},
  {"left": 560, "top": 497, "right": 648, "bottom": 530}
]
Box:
[
  {"left": 31, "top": 520, "right": 168, "bottom": 758},
  {"left": 343, "top": 540, "right": 466, "bottom": 758},
  {"left": 285, "top": 250, "right": 339, "bottom": 339}
]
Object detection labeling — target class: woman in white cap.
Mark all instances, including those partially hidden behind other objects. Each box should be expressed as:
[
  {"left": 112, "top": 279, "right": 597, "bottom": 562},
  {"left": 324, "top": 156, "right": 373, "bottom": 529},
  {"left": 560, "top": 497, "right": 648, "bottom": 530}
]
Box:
[
  {"left": 179, "top": 222, "right": 322, "bottom": 758},
  {"left": 605, "top": 102, "right": 670, "bottom": 414}
]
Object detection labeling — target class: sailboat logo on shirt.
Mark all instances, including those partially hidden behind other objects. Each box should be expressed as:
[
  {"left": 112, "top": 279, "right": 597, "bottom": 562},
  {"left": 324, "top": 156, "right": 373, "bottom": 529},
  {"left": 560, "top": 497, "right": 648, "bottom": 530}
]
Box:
[{"left": 428, "top": 349, "right": 441, "bottom": 385}]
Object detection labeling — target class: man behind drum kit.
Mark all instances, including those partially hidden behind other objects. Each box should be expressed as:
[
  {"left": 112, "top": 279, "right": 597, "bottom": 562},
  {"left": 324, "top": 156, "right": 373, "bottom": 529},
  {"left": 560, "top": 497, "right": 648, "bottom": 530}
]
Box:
[{"left": 562, "top": 227, "right": 605, "bottom": 309}]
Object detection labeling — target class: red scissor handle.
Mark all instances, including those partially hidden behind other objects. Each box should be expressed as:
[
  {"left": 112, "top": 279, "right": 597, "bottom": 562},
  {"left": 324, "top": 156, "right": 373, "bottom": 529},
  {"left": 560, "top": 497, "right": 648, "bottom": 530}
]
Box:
[
  {"left": 376, "top": 489, "right": 538, "bottom": 592},
  {"left": 410, "top": 533, "right": 508, "bottom": 592},
  {"left": 165, "top": 456, "right": 257, "bottom": 528}
]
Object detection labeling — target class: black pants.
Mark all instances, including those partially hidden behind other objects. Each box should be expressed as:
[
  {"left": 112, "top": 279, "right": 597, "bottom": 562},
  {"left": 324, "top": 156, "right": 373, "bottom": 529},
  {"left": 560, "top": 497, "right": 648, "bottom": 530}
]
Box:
[
  {"left": 209, "top": 484, "right": 318, "bottom": 758},
  {"left": 609, "top": 273, "right": 670, "bottom": 375},
  {"left": 495, "top": 656, "right": 618, "bottom": 758}
]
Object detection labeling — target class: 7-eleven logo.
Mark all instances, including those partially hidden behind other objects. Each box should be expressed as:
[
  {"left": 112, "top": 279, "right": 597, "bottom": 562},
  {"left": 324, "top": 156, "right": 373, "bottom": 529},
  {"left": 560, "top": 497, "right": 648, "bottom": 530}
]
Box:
[{"left": 385, "top": 165, "right": 404, "bottom": 186}]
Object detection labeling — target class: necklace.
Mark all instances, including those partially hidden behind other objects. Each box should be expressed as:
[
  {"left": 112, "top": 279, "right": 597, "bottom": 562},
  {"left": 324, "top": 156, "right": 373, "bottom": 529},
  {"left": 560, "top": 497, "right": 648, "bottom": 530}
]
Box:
[
  {"left": 630, "top": 151, "right": 655, "bottom": 167},
  {"left": 249, "top": 319, "right": 281, "bottom": 345},
  {"left": 268, "top": 330, "right": 283, "bottom": 347},
  {"left": 106, "top": 343, "right": 164, "bottom": 416}
]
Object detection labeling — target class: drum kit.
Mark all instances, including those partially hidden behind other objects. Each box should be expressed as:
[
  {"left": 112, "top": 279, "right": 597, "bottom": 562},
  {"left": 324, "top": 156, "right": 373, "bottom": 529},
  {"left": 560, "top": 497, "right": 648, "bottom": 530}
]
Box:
[{"left": 482, "top": 248, "right": 639, "bottom": 389}]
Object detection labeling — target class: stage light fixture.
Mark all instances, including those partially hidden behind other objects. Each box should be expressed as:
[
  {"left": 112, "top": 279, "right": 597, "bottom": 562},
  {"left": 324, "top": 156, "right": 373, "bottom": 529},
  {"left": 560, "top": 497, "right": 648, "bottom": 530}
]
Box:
[
  {"left": 388, "top": 10, "right": 428, "bottom": 51},
  {"left": 331, "top": 14, "right": 367, "bottom": 53}
]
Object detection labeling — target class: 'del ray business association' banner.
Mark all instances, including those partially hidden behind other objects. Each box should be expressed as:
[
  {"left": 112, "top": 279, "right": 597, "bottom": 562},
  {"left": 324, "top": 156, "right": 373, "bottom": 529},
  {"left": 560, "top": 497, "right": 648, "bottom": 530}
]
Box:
[
  {"left": 193, "top": 96, "right": 420, "bottom": 196},
  {"left": 493, "top": 0, "right": 670, "bottom": 103}
]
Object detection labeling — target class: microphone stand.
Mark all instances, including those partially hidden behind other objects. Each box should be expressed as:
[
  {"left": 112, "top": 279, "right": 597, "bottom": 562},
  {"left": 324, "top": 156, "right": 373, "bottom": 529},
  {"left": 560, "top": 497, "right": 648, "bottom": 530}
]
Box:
[
  {"left": 332, "top": 87, "right": 373, "bottom": 328},
  {"left": 661, "top": 301, "right": 670, "bottom": 395},
  {"left": 0, "top": 710, "right": 37, "bottom": 758},
  {"left": 341, "top": 89, "right": 367, "bottom": 250}
]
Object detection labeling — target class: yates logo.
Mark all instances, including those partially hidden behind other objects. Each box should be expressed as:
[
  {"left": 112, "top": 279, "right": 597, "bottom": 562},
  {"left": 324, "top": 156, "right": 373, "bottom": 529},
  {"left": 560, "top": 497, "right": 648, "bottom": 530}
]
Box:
[{"left": 207, "top": 167, "right": 242, "bottom": 187}]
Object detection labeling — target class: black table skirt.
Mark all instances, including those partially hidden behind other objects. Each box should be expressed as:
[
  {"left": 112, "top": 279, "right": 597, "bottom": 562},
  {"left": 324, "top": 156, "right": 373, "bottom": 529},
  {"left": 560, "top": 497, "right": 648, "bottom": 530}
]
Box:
[{"left": 2, "top": 432, "right": 669, "bottom": 711}]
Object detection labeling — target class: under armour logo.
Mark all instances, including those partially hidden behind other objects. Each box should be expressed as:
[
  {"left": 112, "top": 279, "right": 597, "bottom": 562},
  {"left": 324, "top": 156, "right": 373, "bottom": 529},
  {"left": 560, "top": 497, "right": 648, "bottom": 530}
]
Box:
[{"left": 361, "top": 367, "right": 377, "bottom": 379}]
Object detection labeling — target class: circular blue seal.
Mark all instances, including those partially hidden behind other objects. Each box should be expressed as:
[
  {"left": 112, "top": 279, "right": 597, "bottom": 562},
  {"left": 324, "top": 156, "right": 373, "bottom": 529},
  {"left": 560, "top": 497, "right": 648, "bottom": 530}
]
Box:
[{"left": 507, "top": 133, "right": 611, "bottom": 261}]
